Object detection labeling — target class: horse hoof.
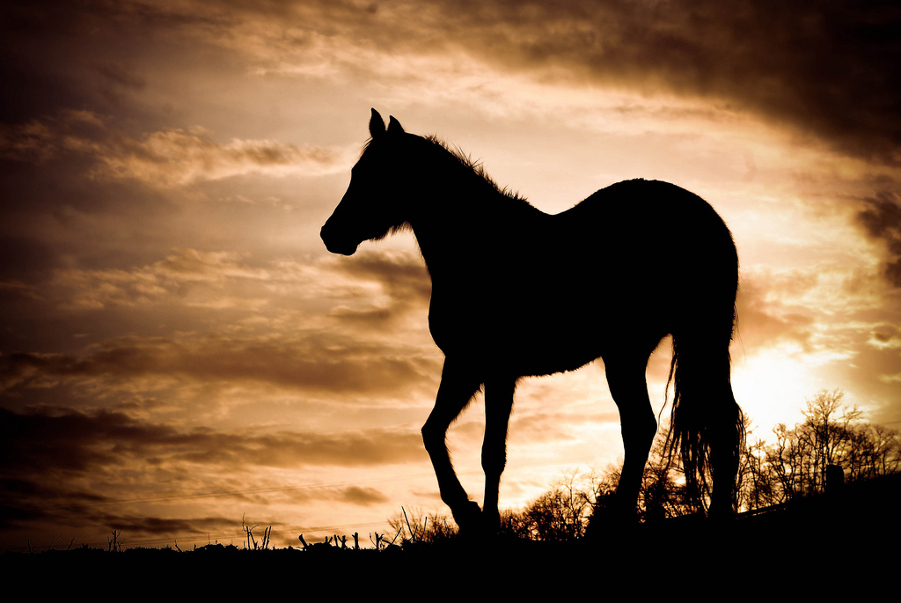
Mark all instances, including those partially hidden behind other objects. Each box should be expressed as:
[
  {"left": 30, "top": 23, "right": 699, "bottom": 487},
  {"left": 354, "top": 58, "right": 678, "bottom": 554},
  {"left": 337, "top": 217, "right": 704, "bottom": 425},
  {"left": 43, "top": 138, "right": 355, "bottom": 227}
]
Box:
[
  {"left": 482, "top": 508, "right": 501, "bottom": 534},
  {"left": 453, "top": 501, "right": 483, "bottom": 534},
  {"left": 707, "top": 503, "right": 735, "bottom": 521}
]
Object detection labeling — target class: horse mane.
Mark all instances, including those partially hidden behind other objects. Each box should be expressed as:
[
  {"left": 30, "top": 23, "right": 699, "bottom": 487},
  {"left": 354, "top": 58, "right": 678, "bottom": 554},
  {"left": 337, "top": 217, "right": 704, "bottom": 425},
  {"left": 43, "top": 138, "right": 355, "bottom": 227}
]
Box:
[
  {"left": 423, "top": 135, "right": 529, "bottom": 205},
  {"left": 361, "top": 133, "right": 530, "bottom": 206}
]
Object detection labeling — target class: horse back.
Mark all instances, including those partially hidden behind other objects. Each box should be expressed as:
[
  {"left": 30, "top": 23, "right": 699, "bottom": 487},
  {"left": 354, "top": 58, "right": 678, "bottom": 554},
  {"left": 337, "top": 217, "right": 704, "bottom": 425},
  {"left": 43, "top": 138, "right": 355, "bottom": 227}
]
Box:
[{"left": 426, "top": 178, "right": 737, "bottom": 374}]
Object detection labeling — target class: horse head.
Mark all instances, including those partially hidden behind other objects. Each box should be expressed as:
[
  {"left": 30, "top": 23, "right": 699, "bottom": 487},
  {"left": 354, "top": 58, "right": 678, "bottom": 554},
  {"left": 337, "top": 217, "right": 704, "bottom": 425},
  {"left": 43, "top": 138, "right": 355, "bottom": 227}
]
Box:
[{"left": 321, "top": 109, "right": 415, "bottom": 256}]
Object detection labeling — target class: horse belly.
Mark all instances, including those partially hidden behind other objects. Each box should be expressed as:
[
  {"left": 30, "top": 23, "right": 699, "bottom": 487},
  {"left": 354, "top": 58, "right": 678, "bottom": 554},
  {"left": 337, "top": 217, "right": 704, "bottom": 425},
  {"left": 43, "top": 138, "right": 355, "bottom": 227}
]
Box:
[
  {"left": 511, "top": 327, "right": 606, "bottom": 376},
  {"left": 429, "top": 291, "right": 609, "bottom": 377}
]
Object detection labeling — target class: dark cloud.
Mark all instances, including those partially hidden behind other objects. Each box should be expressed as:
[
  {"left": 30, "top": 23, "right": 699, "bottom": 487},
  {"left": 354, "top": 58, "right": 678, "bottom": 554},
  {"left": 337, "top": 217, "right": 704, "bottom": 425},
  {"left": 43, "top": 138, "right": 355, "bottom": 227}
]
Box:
[
  {"left": 0, "top": 407, "right": 157, "bottom": 475},
  {"left": 0, "top": 491, "right": 239, "bottom": 546},
  {"left": 0, "top": 332, "right": 439, "bottom": 397},
  {"left": 0, "top": 235, "right": 56, "bottom": 282},
  {"left": 8, "top": 1, "right": 897, "bottom": 162},
  {"left": 335, "top": 251, "right": 431, "bottom": 305},
  {"left": 86, "top": 127, "right": 346, "bottom": 186},
  {"left": 857, "top": 190, "right": 901, "bottom": 287},
  {"left": 0, "top": 406, "right": 424, "bottom": 473},
  {"left": 173, "top": 427, "right": 426, "bottom": 469},
  {"left": 0, "top": 405, "right": 421, "bottom": 540},
  {"left": 0, "top": 477, "right": 113, "bottom": 529},
  {"left": 94, "top": 60, "right": 147, "bottom": 92},
  {"left": 329, "top": 486, "right": 388, "bottom": 506},
  {"left": 92, "top": 514, "right": 235, "bottom": 539},
  {"left": 735, "top": 276, "right": 815, "bottom": 351},
  {"left": 127, "top": 0, "right": 894, "bottom": 163},
  {"left": 329, "top": 250, "right": 431, "bottom": 328},
  {"left": 0, "top": 112, "right": 344, "bottom": 187},
  {"left": 428, "top": 0, "right": 901, "bottom": 163},
  {"left": 871, "top": 324, "right": 901, "bottom": 348}
]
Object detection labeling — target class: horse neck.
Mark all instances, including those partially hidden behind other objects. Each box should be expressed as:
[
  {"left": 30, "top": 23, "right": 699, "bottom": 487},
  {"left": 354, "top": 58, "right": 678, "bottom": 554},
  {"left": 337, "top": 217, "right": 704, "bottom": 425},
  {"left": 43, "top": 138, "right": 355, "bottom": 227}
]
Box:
[{"left": 407, "top": 155, "right": 532, "bottom": 277}]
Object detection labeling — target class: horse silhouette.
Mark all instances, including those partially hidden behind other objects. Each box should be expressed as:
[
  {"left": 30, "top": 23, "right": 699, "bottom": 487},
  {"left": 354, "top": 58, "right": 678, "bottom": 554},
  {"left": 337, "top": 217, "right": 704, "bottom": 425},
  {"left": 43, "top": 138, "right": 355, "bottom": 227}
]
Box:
[{"left": 321, "top": 109, "right": 744, "bottom": 532}]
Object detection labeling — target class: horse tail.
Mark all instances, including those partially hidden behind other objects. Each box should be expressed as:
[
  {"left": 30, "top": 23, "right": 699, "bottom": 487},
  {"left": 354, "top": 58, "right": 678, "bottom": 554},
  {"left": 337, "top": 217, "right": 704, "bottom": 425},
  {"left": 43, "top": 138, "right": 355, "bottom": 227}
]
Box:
[{"left": 665, "top": 249, "right": 744, "bottom": 515}]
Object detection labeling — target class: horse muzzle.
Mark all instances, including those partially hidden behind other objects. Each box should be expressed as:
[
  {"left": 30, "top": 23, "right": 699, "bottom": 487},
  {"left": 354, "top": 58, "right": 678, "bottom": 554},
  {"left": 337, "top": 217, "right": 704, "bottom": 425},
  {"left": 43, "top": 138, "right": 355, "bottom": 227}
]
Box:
[{"left": 320, "top": 224, "right": 359, "bottom": 256}]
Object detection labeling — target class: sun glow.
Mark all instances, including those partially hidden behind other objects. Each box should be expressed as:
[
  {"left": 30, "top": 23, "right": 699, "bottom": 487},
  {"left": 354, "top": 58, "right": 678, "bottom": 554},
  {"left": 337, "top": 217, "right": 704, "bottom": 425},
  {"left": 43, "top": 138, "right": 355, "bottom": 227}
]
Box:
[{"left": 732, "top": 345, "right": 825, "bottom": 434}]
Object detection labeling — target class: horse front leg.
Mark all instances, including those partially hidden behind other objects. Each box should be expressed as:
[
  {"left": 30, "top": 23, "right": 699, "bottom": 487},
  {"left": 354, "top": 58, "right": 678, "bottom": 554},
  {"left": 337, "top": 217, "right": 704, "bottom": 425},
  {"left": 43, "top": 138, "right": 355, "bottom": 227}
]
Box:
[
  {"left": 482, "top": 376, "right": 516, "bottom": 533},
  {"left": 421, "top": 358, "right": 482, "bottom": 532}
]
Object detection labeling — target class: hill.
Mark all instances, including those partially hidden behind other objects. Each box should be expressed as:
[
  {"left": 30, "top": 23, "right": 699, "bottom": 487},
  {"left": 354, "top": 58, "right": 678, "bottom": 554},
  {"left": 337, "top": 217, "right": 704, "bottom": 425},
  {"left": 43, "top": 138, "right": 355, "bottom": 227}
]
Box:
[{"left": 4, "top": 474, "right": 897, "bottom": 596}]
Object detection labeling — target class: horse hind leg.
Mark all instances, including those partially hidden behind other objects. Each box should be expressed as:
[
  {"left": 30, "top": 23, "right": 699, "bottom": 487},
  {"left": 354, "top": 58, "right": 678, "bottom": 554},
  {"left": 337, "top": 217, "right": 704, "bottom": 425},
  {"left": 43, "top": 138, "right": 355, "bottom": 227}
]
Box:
[
  {"left": 699, "top": 357, "right": 743, "bottom": 518},
  {"left": 709, "top": 390, "right": 743, "bottom": 517},
  {"left": 669, "top": 308, "right": 744, "bottom": 517},
  {"left": 605, "top": 355, "right": 658, "bottom": 521},
  {"left": 421, "top": 358, "right": 483, "bottom": 532}
]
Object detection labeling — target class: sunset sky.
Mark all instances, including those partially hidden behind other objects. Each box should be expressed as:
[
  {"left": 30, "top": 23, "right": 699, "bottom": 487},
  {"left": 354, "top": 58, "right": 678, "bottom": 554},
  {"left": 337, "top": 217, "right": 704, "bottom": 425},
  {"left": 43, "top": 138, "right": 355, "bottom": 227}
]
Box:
[{"left": 1, "top": 1, "right": 899, "bottom": 551}]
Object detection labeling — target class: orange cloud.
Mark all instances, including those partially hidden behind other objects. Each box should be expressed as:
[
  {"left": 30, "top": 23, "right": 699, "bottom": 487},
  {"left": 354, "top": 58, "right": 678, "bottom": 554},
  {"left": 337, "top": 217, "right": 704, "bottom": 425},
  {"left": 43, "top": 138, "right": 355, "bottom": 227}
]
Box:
[
  {"left": 0, "top": 333, "right": 440, "bottom": 399},
  {"left": 0, "top": 111, "right": 347, "bottom": 188},
  {"left": 90, "top": 128, "right": 348, "bottom": 187}
]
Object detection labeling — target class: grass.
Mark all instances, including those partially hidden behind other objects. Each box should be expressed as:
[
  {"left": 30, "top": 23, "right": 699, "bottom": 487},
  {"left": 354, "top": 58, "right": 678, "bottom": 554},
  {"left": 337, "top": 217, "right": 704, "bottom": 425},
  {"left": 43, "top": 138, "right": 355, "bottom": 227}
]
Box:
[{"left": 4, "top": 474, "right": 897, "bottom": 597}]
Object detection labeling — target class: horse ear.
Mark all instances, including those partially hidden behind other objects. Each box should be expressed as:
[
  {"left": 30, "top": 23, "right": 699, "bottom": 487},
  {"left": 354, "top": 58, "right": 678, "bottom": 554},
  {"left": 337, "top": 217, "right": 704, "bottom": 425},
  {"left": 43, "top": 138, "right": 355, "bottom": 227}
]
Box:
[
  {"left": 387, "top": 116, "right": 405, "bottom": 135},
  {"left": 369, "top": 109, "right": 387, "bottom": 138}
]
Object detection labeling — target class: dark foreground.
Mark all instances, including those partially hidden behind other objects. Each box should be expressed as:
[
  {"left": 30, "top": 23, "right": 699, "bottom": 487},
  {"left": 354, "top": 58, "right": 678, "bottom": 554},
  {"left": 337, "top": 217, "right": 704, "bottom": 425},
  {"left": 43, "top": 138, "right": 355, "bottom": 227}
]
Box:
[{"left": 4, "top": 475, "right": 897, "bottom": 596}]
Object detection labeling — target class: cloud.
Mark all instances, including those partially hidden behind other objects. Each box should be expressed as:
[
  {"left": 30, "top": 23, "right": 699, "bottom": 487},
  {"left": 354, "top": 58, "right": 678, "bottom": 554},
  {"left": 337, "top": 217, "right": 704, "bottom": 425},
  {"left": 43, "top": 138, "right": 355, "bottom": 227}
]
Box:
[
  {"left": 0, "top": 405, "right": 419, "bottom": 540},
  {"left": 328, "top": 250, "right": 432, "bottom": 329},
  {"left": 333, "top": 252, "right": 431, "bottom": 302},
  {"left": 90, "top": 127, "right": 349, "bottom": 187},
  {"left": 6, "top": 2, "right": 898, "bottom": 164},
  {"left": 0, "top": 406, "right": 424, "bottom": 477},
  {"left": 0, "top": 107, "right": 107, "bottom": 164},
  {"left": 857, "top": 190, "right": 901, "bottom": 287},
  {"left": 332, "top": 486, "right": 388, "bottom": 506},
  {"left": 0, "top": 111, "right": 348, "bottom": 188},
  {"left": 1, "top": 246, "right": 439, "bottom": 407},
  {"left": 0, "top": 333, "right": 439, "bottom": 399},
  {"left": 101, "top": 0, "right": 894, "bottom": 164},
  {"left": 94, "top": 60, "right": 147, "bottom": 92},
  {"left": 869, "top": 324, "right": 901, "bottom": 351},
  {"left": 427, "top": 0, "right": 901, "bottom": 163},
  {"left": 735, "top": 275, "right": 815, "bottom": 352},
  {"left": 88, "top": 514, "right": 234, "bottom": 539},
  {"left": 46, "top": 247, "right": 428, "bottom": 312},
  {"left": 50, "top": 248, "right": 275, "bottom": 310},
  {"left": 0, "top": 407, "right": 129, "bottom": 475},
  {"left": 0, "top": 119, "right": 58, "bottom": 163}
]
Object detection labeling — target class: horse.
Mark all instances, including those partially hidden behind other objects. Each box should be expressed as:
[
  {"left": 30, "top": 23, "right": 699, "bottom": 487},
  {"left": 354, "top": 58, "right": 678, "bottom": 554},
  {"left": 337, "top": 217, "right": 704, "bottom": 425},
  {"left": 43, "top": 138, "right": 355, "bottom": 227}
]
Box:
[{"left": 321, "top": 109, "right": 744, "bottom": 533}]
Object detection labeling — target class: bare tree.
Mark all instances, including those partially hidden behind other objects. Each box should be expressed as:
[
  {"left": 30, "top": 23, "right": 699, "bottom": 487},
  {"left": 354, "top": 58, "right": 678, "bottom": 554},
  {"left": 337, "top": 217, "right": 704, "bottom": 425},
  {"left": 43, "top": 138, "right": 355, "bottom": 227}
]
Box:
[
  {"left": 517, "top": 470, "right": 602, "bottom": 540},
  {"left": 800, "top": 389, "right": 861, "bottom": 491},
  {"left": 845, "top": 423, "right": 901, "bottom": 482},
  {"left": 637, "top": 426, "right": 697, "bottom": 520},
  {"left": 398, "top": 390, "right": 899, "bottom": 541},
  {"left": 737, "top": 389, "right": 898, "bottom": 507},
  {"left": 738, "top": 434, "right": 780, "bottom": 511},
  {"left": 387, "top": 507, "right": 456, "bottom": 544}
]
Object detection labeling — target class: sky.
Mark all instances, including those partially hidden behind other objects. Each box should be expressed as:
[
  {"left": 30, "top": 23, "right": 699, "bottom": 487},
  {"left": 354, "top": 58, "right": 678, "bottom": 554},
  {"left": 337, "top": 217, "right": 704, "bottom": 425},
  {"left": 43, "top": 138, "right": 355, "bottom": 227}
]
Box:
[{"left": 1, "top": 0, "right": 899, "bottom": 551}]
